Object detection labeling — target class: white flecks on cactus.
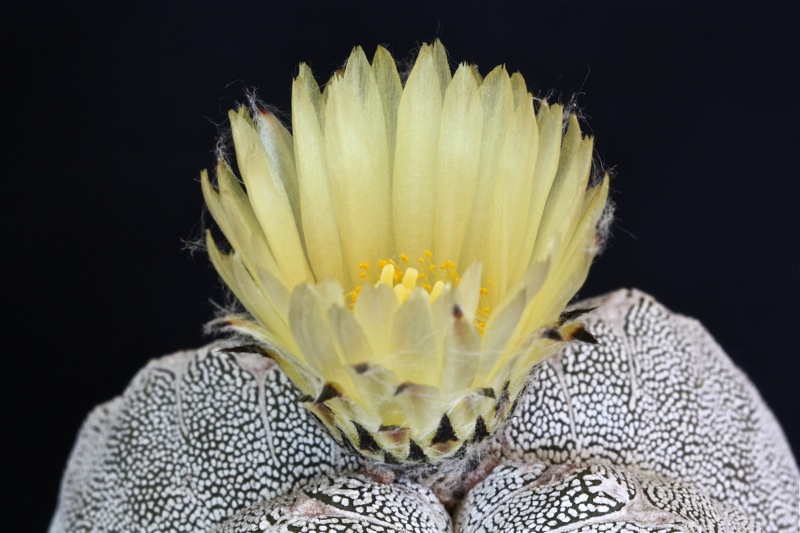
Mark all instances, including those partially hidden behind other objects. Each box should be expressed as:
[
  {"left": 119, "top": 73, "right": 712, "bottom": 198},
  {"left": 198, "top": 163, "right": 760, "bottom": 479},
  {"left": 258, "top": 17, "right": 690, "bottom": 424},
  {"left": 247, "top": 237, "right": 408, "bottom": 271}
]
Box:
[
  {"left": 213, "top": 474, "right": 450, "bottom": 532},
  {"left": 49, "top": 290, "right": 799, "bottom": 532},
  {"left": 456, "top": 462, "right": 761, "bottom": 532},
  {"left": 49, "top": 345, "right": 361, "bottom": 533},
  {"left": 495, "top": 289, "right": 798, "bottom": 531}
]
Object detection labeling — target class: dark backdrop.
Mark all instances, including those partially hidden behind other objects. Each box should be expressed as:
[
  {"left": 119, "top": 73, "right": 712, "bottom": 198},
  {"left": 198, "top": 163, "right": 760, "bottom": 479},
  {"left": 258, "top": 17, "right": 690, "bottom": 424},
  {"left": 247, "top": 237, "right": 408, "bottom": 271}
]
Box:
[{"left": 7, "top": 2, "right": 798, "bottom": 529}]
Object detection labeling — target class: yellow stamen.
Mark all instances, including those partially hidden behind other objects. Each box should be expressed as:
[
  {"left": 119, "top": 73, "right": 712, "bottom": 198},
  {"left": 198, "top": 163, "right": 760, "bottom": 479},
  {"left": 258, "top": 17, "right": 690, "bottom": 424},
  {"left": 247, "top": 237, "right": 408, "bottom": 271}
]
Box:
[
  {"left": 349, "top": 285, "right": 363, "bottom": 303},
  {"left": 402, "top": 268, "right": 418, "bottom": 290},
  {"left": 394, "top": 284, "right": 406, "bottom": 302},
  {"left": 380, "top": 263, "right": 395, "bottom": 285},
  {"left": 430, "top": 280, "right": 444, "bottom": 302},
  {"left": 354, "top": 254, "right": 492, "bottom": 328}
]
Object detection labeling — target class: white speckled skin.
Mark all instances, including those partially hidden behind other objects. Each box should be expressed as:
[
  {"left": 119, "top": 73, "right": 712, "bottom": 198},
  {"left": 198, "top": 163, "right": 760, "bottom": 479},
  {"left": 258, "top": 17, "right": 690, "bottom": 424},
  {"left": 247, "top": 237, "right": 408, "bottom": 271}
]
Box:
[
  {"left": 49, "top": 290, "right": 798, "bottom": 532},
  {"left": 214, "top": 474, "right": 450, "bottom": 533},
  {"left": 49, "top": 345, "right": 362, "bottom": 532},
  {"left": 494, "top": 289, "right": 798, "bottom": 531},
  {"left": 456, "top": 462, "right": 762, "bottom": 532}
]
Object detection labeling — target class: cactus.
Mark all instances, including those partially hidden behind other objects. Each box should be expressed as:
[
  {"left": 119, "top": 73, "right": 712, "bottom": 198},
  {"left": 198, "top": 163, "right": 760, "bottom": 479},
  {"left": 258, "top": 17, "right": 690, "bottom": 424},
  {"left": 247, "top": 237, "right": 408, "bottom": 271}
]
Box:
[{"left": 50, "top": 290, "right": 799, "bottom": 532}]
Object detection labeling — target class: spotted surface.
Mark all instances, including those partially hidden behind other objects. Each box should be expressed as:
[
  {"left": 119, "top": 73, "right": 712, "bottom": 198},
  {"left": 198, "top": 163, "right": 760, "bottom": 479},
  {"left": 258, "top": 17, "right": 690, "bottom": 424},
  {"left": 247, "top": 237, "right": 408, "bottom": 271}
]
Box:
[
  {"left": 49, "top": 344, "right": 360, "bottom": 533},
  {"left": 496, "top": 289, "right": 798, "bottom": 532},
  {"left": 214, "top": 474, "right": 450, "bottom": 532},
  {"left": 50, "top": 290, "right": 798, "bottom": 532},
  {"left": 456, "top": 462, "right": 760, "bottom": 532}
]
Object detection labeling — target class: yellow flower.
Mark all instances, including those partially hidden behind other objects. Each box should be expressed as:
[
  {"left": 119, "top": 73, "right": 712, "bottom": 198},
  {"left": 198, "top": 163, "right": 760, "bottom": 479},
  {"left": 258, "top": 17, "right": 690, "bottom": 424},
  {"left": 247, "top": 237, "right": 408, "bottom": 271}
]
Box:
[{"left": 201, "top": 41, "right": 609, "bottom": 464}]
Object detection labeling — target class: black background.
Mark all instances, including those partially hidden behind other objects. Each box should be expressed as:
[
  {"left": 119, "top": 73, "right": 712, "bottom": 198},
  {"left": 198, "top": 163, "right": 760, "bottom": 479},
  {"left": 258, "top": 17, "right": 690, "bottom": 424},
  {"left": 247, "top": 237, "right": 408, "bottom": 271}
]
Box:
[{"left": 7, "top": 2, "right": 798, "bottom": 529}]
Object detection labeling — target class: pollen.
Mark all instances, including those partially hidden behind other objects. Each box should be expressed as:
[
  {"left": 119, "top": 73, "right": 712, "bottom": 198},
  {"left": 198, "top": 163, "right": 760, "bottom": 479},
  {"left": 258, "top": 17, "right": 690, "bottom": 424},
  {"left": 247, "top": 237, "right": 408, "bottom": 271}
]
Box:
[
  {"left": 348, "top": 251, "right": 477, "bottom": 309},
  {"left": 348, "top": 285, "right": 363, "bottom": 303}
]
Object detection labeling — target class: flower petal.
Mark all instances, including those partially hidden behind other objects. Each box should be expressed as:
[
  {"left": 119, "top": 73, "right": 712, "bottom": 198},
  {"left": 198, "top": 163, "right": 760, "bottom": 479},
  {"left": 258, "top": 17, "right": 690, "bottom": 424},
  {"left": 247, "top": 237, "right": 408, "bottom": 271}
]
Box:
[
  {"left": 455, "top": 261, "right": 483, "bottom": 323},
  {"left": 531, "top": 113, "right": 594, "bottom": 265},
  {"left": 371, "top": 46, "right": 402, "bottom": 170},
  {"left": 390, "top": 288, "right": 439, "bottom": 387},
  {"left": 481, "top": 260, "right": 550, "bottom": 382},
  {"left": 432, "top": 284, "right": 482, "bottom": 392},
  {"left": 461, "top": 65, "right": 514, "bottom": 283},
  {"left": 288, "top": 284, "right": 361, "bottom": 401},
  {"left": 328, "top": 303, "right": 372, "bottom": 365},
  {"left": 206, "top": 233, "right": 294, "bottom": 350},
  {"left": 512, "top": 102, "right": 563, "bottom": 282},
  {"left": 253, "top": 109, "right": 302, "bottom": 236},
  {"left": 433, "top": 63, "right": 483, "bottom": 266},
  {"left": 486, "top": 87, "right": 539, "bottom": 296},
  {"left": 291, "top": 64, "right": 346, "bottom": 284},
  {"left": 229, "top": 108, "right": 311, "bottom": 286},
  {"left": 324, "top": 47, "right": 393, "bottom": 286},
  {"left": 392, "top": 43, "right": 444, "bottom": 256},
  {"left": 353, "top": 282, "right": 399, "bottom": 366}
]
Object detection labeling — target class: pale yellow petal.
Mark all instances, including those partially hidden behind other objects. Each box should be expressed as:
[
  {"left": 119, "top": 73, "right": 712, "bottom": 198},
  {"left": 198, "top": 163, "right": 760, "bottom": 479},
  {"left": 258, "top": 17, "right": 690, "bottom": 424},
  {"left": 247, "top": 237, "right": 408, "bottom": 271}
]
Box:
[
  {"left": 345, "top": 363, "right": 405, "bottom": 431},
  {"left": 211, "top": 161, "right": 287, "bottom": 285},
  {"left": 512, "top": 102, "right": 563, "bottom": 281},
  {"left": 220, "top": 317, "right": 317, "bottom": 394},
  {"left": 392, "top": 382, "right": 442, "bottom": 438},
  {"left": 313, "top": 279, "right": 345, "bottom": 310},
  {"left": 328, "top": 303, "right": 372, "bottom": 366},
  {"left": 460, "top": 66, "right": 514, "bottom": 284},
  {"left": 392, "top": 44, "right": 443, "bottom": 256},
  {"left": 431, "top": 40, "right": 452, "bottom": 98},
  {"left": 371, "top": 45, "right": 402, "bottom": 169},
  {"left": 478, "top": 288, "right": 525, "bottom": 384},
  {"left": 390, "top": 288, "right": 438, "bottom": 386},
  {"left": 455, "top": 261, "right": 483, "bottom": 323},
  {"left": 353, "top": 282, "right": 400, "bottom": 365},
  {"left": 481, "top": 260, "right": 550, "bottom": 382},
  {"left": 509, "top": 71, "right": 529, "bottom": 109},
  {"left": 433, "top": 63, "right": 483, "bottom": 266},
  {"left": 289, "top": 284, "right": 361, "bottom": 401},
  {"left": 291, "top": 64, "right": 346, "bottom": 283},
  {"left": 324, "top": 47, "right": 393, "bottom": 284},
  {"left": 529, "top": 175, "right": 609, "bottom": 324},
  {"left": 229, "top": 108, "right": 312, "bottom": 286},
  {"left": 205, "top": 232, "right": 294, "bottom": 349},
  {"left": 253, "top": 109, "right": 302, "bottom": 234},
  {"left": 531, "top": 113, "right": 594, "bottom": 264},
  {"left": 432, "top": 285, "right": 482, "bottom": 392},
  {"left": 486, "top": 93, "right": 539, "bottom": 296}
]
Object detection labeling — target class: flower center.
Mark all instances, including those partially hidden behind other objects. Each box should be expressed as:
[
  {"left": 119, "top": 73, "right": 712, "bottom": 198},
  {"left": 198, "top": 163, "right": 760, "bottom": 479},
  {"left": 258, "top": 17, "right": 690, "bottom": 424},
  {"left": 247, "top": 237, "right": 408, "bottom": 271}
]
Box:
[{"left": 347, "top": 250, "right": 494, "bottom": 333}]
